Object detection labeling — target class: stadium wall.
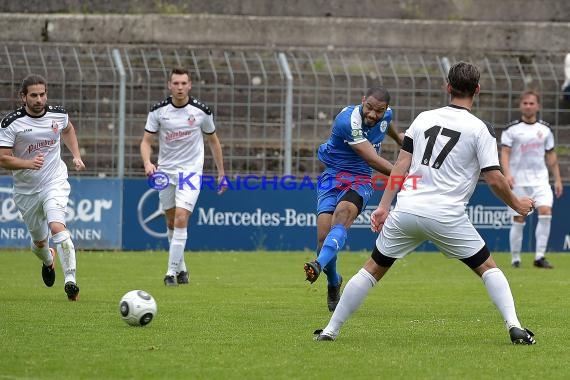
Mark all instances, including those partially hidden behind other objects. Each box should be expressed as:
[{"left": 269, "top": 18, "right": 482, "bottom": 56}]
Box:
[
  {"left": 3, "top": 0, "right": 570, "bottom": 22},
  {"left": 1, "top": 176, "right": 569, "bottom": 253},
  {"left": 1, "top": 13, "right": 570, "bottom": 53}
]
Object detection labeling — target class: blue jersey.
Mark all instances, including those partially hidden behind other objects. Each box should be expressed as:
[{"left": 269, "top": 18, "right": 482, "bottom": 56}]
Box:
[{"left": 317, "top": 105, "right": 393, "bottom": 177}]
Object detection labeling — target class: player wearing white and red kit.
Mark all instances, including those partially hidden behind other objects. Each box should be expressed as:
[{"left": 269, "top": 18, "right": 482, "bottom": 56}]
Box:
[
  {"left": 500, "top": 90, "right": 563, "bottom": 269},
  {"left": 140, "top": 67, "right": 226, "bottom": 286},
  {"left": 0, "top": 74, "right": 85, "bottom": 301}
]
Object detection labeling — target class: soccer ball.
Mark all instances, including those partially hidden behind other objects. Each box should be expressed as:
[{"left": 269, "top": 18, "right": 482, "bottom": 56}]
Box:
[{"left": 119, "top": 290, "right": 157, "bottom": 326}]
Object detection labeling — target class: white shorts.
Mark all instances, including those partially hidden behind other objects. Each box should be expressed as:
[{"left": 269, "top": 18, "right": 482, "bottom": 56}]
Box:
[
  {"left": 13, "top": 180, "right": 71, "bottom": 241},
  {"left": 508, "top": 184, "right": 553, "bottom": 215},
  {"left": 158, "top": 173, "right": 201, "bottom": 212},
  {"left": 376, "top": 211, "right": 485, "bottom": 260}
]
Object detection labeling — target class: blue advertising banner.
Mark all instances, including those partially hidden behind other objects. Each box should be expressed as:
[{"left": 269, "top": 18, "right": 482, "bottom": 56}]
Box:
[
  {"left": 122, "top": 179, "right": 170, "bottom": 251},
  {"left": 122, "top": 178, "right": 570, "bottom": 253},
  {"left": 3, "top": 176, "right": 567, "bottom": 253},
  {"left": 0, "top": 176, "right": 122, "bottom": 249},
  {"left": 122, "top": 178, "right": 324, "bottom": 251}
]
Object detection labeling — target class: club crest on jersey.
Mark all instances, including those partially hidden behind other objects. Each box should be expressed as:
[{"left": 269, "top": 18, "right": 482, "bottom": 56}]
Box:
[
  {"left": 187, "top": 115, "right": 196, "bottom": 126},
  {"left": 380, "top": 120, "right": 388, "bottom": 132},
  {"left": 51, "top": 121, "right": 59, "bottom": 134},
  {"left": 536, "top": 130, "right": 543, "bottom": 139}
]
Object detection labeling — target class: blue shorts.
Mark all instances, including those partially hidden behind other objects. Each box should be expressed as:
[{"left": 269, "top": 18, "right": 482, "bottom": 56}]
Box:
[{"left": 316, "top": 171, "right": 374, "bottom": 215}]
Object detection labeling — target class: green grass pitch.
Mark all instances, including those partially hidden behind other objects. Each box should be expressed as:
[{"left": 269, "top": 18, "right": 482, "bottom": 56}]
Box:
[{"left": 1, "top": 250, "right": 568, "bottom": 379}]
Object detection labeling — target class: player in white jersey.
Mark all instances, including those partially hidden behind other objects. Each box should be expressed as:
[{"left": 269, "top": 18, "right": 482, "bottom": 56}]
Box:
[
  {"left": 0, "top": 74, "right": 85, "bottom": 301},
  {"left": 500, "top": 90, "right": 563, "bottom": 269},
  {"left": 313, "top": 62, "right": 537, "bottom": 345},
  {"left": 140, "top": 67, "right": 226, "bottom": 286}
]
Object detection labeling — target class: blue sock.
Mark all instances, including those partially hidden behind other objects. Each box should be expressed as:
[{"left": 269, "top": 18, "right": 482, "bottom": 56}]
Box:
[
  {"left": 316, "top": 224, "right": 347, "bottom": 282},
  {"left": 323, "top": 256, "right": 341, "bottom": 286}
]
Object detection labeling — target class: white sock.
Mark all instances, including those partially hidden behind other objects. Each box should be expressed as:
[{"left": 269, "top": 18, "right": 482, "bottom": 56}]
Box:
[
  {"left": 31, "top": 241, "right": 53, "bottom": 266},
  {"left": 535, "top": 215, "right": 552, "bottom": 260},
  {"left": 322, "top": 268, "right": 377, "bottom": 338},
  {"left": 172, "top": 229, "right": 187, "bottom": 272},
  {"left": 167, "top": 227, "right": 187, "bottom": 276},
  {"left": 178, "top": 255, "right": 188, "bottom": 273},
  {"left": 481, "top": 268, "right": 521, "bottom": 330},
  {"left": 509, "top": 221, "right": 525, "bottom": 263},
  {"left": 52, "top": 231, "right": 77, "bottom": 284},
  {"left": 168, "top": 228, "right": 187, "bottom": 271}
]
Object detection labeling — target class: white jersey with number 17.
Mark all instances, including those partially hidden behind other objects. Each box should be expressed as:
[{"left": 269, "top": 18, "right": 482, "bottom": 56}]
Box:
[{"left": 395, "top": 105, "right": 501, "bottom": 222}]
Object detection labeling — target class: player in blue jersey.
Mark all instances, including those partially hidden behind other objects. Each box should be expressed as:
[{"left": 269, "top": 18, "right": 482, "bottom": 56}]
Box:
[{"left": 304, "top": 86, "right": 403, "bottom": 312}]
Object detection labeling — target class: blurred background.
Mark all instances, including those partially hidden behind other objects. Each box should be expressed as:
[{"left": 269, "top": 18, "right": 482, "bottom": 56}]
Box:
[{"left": 1, "top": 0, "right": 570, "bottom": 180}]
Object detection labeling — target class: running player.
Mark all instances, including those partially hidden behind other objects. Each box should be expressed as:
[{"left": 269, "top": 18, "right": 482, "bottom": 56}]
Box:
[{"left": 0, "top": 74, "right": 85, "bottom": 301}]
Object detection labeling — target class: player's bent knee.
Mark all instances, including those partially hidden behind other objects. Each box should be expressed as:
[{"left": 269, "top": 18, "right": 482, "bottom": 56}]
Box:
[
  {"left": 371, "top": 246, "right": 397, "bottom": 268},
  {"left": 339, "top": 190, "right": 364, "bottom": 214},
  {"left": 52, "top": 230, "right": 71, "bottom": 244},
  {"left": 32, "top": 238, "right": 48, "bottom": 249},
  {"left": 45, "top": 200, "right": 68, "bottom": 224},
  {"left": 460, "top": 245, "right": 491, "bottom": 269}
]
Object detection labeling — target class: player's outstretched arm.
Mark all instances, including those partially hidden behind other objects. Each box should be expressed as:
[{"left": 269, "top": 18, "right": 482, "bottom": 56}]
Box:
[
  {"left": 499, "top": 145, "right": 514, "bottom": 188},
  {"left": 371, "top": 149, "right": 412, "bottom": 232},
  {"left": 378, "top": 149, "right": 411, "bottom": 209},
  {"left": 351, "top": 141, "right": 393, "bottom": 176},
  {"left": 482, "top": 169, "right": 534, "bottom": 216}
]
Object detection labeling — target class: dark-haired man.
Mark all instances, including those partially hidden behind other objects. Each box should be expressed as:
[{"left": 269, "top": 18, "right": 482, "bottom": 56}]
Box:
[{"left": 0, "top": 74, "right": 85, "bottom": 301}]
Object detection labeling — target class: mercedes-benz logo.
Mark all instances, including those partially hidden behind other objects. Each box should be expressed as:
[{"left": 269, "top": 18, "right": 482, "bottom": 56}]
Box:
[{"left": 136, "top": 189, "right": 167, "bottom": 238}]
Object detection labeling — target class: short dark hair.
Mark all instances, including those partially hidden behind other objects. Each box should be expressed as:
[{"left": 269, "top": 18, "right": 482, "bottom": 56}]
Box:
[
  {"left": 169, "top": 67, "right": 190, "bottom": 80},
  {"left": 20, "top": 74, "right": 47, "bottom": 96},
  {"left": 447, "top": 62, "right": 480, "bottom": 98},
  {"left": 366, "top": 86, "right": 390, "bottom": 104}
]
